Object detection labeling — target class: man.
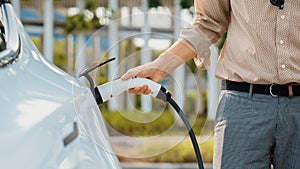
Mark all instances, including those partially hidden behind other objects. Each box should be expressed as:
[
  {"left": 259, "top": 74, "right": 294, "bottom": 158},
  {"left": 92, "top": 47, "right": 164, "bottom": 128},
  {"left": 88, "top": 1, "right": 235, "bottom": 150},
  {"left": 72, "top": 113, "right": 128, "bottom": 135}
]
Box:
[{"left": 121, "top": 1, "right": 300, "bottom": 168}]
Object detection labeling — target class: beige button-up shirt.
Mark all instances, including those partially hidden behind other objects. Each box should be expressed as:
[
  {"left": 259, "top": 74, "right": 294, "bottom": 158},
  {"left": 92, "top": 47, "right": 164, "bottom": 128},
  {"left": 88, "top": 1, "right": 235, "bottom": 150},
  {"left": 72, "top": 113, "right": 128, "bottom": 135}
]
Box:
[{"left": 180, "top": 0, "right": 300, "bottom": 84}]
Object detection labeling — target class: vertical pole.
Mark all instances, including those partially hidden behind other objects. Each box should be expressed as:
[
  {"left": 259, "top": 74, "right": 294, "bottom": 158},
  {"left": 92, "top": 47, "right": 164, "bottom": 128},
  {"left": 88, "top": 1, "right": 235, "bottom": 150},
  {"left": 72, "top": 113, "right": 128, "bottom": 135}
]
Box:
[
  {"left": 108, "top": 0, "right": 119, "bottom": 110},
  {"left": 43, "top": 0, "right": 54, "bottom": 62},
  {"left": 207, "top": 45, "right": 220, "bottom": 120},
  {"left": 75, "top": 0, "right": 86, "bottom": 78},
  {"left": 75, "top": 34, "right": 85, "bottom": 77},
  {"left": 126, "top": 8, "right": 135, "bottom": 111},
  {"left": 76, "top": 0, "right": 84, "bottom": 15},
  {"left": 92, "top": 36, "right": 100, "bottom": 63},
  {"left": 11, "top": 0, "right": 20, "bottom": 17},
  {"left": 126, "top": 39, "right": 136, "bottom": 111},
  {"left": 173, "top": 0, "right": 185, "bottom": 108},
  {"left": 140, "top": 0, "right": 152, "bottom": 112},
  {"left": 66, "top": 34, "right": 74, "bottom": 74}
]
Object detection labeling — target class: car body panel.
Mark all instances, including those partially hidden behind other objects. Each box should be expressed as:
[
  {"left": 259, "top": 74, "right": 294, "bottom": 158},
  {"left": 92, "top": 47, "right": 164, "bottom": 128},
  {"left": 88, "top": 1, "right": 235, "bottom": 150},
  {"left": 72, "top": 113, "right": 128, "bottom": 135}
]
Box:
[{"left": 0, "top": 3, "right": 120, "bottom": 169}]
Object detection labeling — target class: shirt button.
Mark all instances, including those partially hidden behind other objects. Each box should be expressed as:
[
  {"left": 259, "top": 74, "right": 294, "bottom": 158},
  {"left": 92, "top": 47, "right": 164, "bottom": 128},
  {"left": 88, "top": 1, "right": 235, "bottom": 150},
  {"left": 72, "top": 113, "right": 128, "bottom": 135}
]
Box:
[
  {"left": 280, "top": 15, "right": 285, "bottom": 19},
  {"left": 279, "top": 40, "right": 284, "bottom": 44},
  {"left": 281, "top": 64, "right": 286, "bottom": 69}
]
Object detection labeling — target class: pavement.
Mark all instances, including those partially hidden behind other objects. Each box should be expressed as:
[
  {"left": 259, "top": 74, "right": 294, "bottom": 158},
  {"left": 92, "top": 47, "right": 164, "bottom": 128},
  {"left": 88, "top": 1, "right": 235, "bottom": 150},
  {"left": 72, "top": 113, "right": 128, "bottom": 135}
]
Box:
[
  {"left": 110, "top": 136, "right": 213, "bottom": 169},
  {"left": 110, "top": 135, "right": 213, "bottom": 158},
  {"left": 121, "top": 162, "right": 213, "bottom": 169}
]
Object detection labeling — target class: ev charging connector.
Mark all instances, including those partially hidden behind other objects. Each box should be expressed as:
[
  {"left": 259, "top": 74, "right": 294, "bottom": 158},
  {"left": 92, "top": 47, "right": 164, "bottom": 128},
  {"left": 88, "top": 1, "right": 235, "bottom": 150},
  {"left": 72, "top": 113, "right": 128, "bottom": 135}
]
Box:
[{"left": 79, "top": 59, "right": 205, "bottom": 169}]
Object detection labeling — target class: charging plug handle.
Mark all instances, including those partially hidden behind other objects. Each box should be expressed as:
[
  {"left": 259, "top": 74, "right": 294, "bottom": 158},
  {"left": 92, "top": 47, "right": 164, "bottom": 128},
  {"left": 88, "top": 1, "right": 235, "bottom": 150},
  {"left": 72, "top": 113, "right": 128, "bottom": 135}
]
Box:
[{"left": 95, "top": 77, "right": 169, "bottom": 104}]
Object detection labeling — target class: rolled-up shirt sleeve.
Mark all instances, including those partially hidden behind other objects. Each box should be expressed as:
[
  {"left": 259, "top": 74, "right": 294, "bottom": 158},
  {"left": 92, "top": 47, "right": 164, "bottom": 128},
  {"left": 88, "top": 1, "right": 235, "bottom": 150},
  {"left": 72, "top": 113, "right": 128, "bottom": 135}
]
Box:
[{"left": 179, "top": 0, "right": 230, "bottom": 70}]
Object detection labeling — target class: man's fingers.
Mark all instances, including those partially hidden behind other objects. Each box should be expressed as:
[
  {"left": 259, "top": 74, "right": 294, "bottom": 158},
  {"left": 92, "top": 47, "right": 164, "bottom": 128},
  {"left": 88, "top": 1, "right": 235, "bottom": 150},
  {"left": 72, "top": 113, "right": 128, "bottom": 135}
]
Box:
[
  {"left": 121, "top": 69, "right": 136, "bottom": 80},
  {"left": 127, "top": 87, "right": 140, "bottom": 94},
  {"left": 144, "top": 88, "right": 152, "bottom": 95},
  {"left": 121, "top": 66, "right": 143, "bottom": 80},
  {"left": 128, "top": 85, "right": 151, "bottom": 95}
]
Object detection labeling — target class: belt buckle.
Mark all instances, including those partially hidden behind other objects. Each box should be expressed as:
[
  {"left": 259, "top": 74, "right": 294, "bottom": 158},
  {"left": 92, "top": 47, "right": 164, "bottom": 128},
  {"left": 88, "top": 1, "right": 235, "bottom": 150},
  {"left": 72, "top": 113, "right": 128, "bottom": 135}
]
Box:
[{"left": 269, "top": 84, "right": 279, "bottom": 97}]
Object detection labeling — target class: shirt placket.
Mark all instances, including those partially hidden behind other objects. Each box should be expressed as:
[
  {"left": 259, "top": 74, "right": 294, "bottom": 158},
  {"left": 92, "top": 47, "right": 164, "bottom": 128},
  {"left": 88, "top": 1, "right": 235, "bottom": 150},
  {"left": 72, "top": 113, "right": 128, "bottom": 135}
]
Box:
[{"left": 276, "top": 8, "right": 289, "bottom": 83}]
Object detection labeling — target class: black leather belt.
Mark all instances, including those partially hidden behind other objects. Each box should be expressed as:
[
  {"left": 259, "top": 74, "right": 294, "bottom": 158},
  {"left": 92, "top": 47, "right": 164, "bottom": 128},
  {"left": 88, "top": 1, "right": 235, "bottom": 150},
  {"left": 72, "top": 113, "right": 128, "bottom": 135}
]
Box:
[{"left": 221, "top": 80, "right": 300, "bottom": 97}]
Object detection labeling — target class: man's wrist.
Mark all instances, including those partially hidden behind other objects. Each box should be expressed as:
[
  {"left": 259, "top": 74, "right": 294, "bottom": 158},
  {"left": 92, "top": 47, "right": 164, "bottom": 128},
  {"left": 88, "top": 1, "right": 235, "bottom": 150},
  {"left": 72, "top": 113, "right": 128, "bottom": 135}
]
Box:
[{"left": 154, "top": 51, "right": 183, "bottom": 73}]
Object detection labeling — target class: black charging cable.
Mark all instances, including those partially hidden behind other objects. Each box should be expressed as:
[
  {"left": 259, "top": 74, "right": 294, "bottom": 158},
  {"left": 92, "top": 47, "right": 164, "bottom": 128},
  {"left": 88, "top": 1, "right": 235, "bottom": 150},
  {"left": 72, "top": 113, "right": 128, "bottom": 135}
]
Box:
[{"left": 156, "top": 87, "right": 205, "bottom": 169}]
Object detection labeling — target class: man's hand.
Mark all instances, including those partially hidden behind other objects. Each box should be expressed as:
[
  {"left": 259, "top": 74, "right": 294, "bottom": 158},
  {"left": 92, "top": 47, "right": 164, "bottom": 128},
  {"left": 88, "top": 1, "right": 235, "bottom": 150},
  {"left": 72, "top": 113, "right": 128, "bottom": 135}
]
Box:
[
  {"left": 121, "top": 61, "right": 167, "bottom": 95},
  {"left": 121, "top": 40, "right": 197, "bottom": 95}
]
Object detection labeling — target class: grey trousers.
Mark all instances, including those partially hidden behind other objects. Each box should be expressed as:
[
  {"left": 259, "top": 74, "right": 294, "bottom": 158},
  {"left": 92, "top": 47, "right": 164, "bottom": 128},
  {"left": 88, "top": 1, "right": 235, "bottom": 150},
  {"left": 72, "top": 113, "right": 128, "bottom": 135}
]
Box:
[{"left": 213, "top": 90, "right": 300, "bottom": 169}]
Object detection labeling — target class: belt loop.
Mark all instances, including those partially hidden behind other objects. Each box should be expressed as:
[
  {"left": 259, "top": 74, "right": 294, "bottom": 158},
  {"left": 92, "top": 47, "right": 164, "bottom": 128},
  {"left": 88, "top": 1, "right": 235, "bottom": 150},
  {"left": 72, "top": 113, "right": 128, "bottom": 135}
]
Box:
[
  {"left": 249, "top": 83, "right": 253, "bottom": 98},
  {"left": 288, "top": 84, "right": 293, "bottom": 98}
]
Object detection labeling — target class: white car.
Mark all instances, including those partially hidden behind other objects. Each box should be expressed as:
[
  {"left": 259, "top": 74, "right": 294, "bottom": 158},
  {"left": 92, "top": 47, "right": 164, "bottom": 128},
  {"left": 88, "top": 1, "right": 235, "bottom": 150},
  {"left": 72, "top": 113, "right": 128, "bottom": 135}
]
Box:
[{"left": 0, "top": 1, "right": 121, "bottom": 169}]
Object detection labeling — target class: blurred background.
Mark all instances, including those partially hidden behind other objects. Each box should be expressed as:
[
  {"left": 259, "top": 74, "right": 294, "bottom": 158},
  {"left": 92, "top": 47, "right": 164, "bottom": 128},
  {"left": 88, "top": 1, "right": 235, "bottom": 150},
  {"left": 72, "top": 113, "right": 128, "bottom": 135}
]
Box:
[{"left": 11, "top": 0, "right": 226, "bottom": 168}]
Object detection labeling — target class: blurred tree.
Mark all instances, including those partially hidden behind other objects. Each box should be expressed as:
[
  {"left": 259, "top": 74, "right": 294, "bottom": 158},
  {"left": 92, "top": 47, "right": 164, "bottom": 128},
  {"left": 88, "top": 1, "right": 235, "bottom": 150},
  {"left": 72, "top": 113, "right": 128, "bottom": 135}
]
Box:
[
  {"left": 186, "top": 59, "right": 197, "bottom": 74},
  {"left": 64, "top": 14, "right": 92, "bottom": 34},
  {"left": 149, "top": 0, "right": 162, "bottom": 8},
  {"left": 217, "top": 32, "right": 227, "bottom": 52},
  {"left": 85, "top": 1, "right": 101, "bottom": 28},
  {"left": 63, "top": 1, "right": 101, "bottom": 34},
  {"left": 180, "top": 0, "right": 193, "bottom": 9},
  {"left": 84, "top": 1, "right": 97, "bottom": 11}
]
